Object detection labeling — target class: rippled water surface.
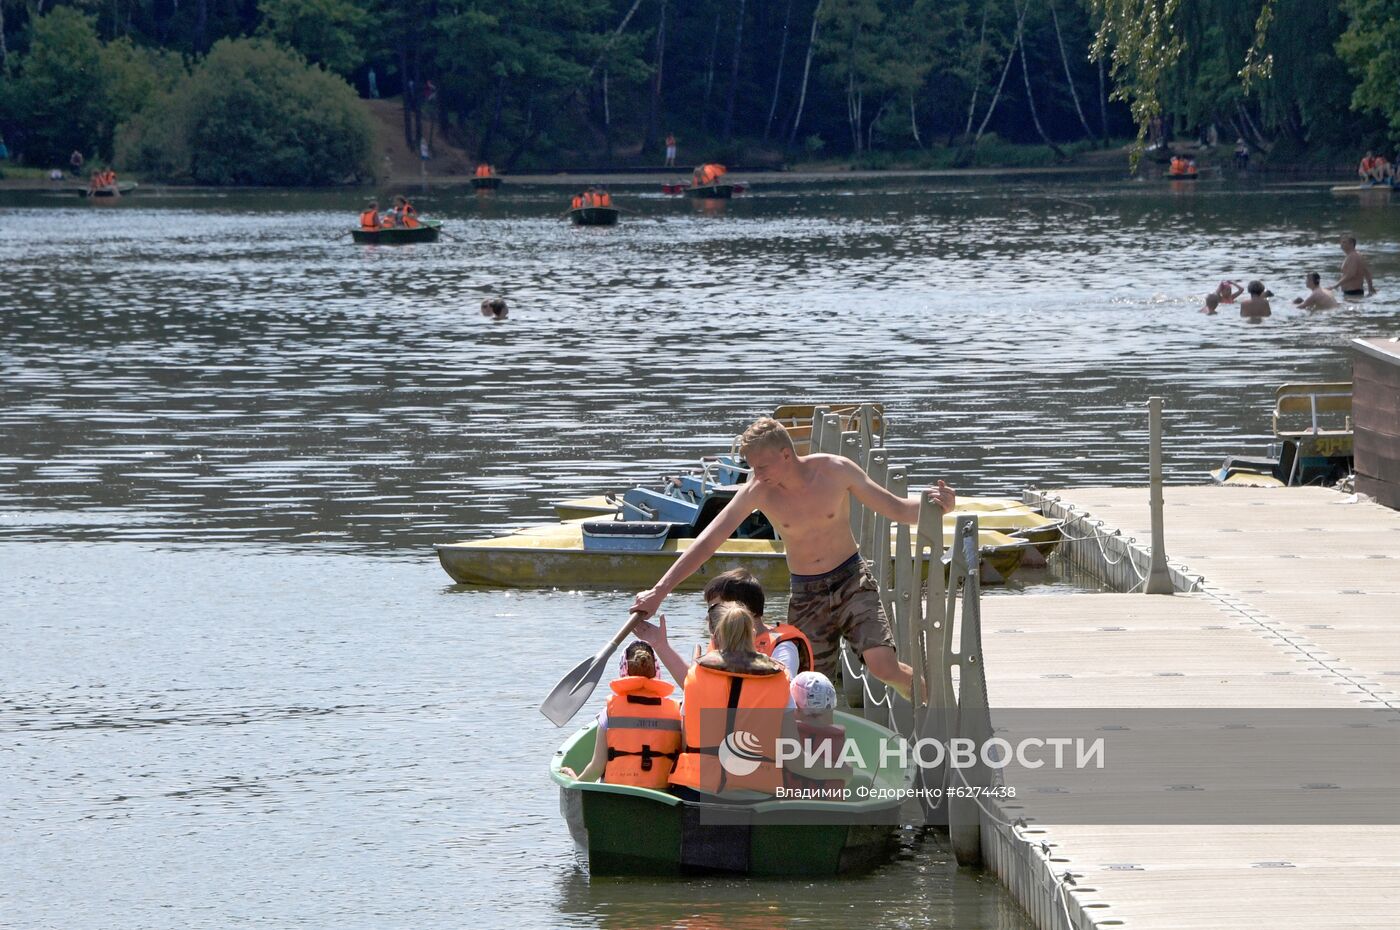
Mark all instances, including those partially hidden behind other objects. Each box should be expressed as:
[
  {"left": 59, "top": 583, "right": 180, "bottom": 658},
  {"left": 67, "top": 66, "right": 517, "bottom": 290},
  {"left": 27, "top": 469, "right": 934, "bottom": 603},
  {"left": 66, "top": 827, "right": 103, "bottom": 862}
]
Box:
[{"left": 3, "top": 175, "right": 1395, "bottom": 928}]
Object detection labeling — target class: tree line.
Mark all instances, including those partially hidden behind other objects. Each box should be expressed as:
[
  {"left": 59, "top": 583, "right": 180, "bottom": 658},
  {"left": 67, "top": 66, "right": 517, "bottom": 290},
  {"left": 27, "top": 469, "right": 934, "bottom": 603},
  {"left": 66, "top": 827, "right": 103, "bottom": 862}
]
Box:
[{"left": 0, "top": 0, "right": 1395, "bottom": 183}]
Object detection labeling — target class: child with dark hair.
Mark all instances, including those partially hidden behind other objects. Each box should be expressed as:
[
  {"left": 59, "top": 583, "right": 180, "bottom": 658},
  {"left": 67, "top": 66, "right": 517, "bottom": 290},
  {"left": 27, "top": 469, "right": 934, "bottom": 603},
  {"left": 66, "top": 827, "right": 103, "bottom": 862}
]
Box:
[
  {"left": 1240, "top": 280, "right": 1272, "bottom": 321},
  {"left": 560, "top": 640, "right": 681, "bottom": 788}
]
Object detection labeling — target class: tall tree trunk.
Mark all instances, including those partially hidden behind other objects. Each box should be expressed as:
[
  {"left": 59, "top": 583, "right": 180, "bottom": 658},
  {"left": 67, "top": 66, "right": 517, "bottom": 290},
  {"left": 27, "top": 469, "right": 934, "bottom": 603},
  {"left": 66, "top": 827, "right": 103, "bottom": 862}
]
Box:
[
  {"left": 644, "top": 0, "right": 667, "bottom": 151},
  {"left": 702, "top": 11, "right": 721, "bottom": 132},
  {"left": 1049, "top": 0, "right": 1097, "bottom": 141},
  {"left": 963, "top": 0, "right": 991, "bottom": 138},
  {"left": 846, "top": 75, "right": 860, "bottom": 152},
  {"left": 480, "top": 74, "right": 506, "bottom": 162},
  {"left": 1235, "top": 101, "right": 1271, "bottom": 153},
  {"left": 787, "top": 0, "right": 823, "bottom": 148},
  {"left": 1019, "top": 30, "right": 1065, "bottom": 157},
  {"left": 400, "top": 43, "right": 415, "bottom": 150},
  {"left": 0, "top": 0, "right": 9, "bottom": 75},
  {"left": 603, "top": 69, "right": 613, "bottom": 160},
  {"left": 722, "top": 0, "right": 746, "bottom": 139},
  {"left": 910, "top": 94, "right": 923, "bottom": 148},
  {"left": 973, "top": 0, "right": 1030, "bottom": 143},
  {"left": 764, "top": 0, "right": 794, "bottom": 141},
  {"left": 1098, "top": 56, "right": 1108, "bottom": 141},
  {"left": 194, "top": 0, "right": 208, "bottom": 52}
]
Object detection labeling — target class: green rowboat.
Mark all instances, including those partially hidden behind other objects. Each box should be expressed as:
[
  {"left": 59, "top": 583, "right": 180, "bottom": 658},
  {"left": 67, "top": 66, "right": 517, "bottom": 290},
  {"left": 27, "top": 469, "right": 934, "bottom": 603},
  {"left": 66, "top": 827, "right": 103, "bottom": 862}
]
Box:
[
  {"left": 568, "top": 206, "right": 619, "bottom": 226},
  {"left": 350, "top": 219, "right": 442, "bottom": 244},
  {"left": 551, "top": 712, "right": 912, "bottom": 875},
  {"left": 71, "top": 182, "right": 138, "bottom": 198}
]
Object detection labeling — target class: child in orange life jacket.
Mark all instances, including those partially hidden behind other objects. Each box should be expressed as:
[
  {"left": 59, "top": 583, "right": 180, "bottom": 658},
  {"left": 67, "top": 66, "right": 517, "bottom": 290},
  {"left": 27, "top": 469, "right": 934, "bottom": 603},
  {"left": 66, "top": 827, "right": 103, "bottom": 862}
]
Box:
[
  {"left": 559, "top": 641, "right": 681, "bottom": 789},
  {"left": 632, "top": 567, "right": 813, "bottom": 683}
]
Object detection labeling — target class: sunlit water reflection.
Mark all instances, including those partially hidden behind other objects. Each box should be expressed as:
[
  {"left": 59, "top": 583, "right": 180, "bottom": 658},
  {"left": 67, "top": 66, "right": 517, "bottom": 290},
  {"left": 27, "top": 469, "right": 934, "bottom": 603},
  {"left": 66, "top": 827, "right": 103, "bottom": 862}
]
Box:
[{"left": 2, "top": 175, "right": 1394, "bottom": 927}]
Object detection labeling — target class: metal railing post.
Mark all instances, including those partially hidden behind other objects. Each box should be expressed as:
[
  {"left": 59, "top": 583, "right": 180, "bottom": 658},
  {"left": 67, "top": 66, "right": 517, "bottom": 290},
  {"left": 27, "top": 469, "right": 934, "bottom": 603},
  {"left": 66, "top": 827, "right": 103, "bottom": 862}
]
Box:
[{"left": 1146, "top": 397, "right": 1174, "bottom": 594}]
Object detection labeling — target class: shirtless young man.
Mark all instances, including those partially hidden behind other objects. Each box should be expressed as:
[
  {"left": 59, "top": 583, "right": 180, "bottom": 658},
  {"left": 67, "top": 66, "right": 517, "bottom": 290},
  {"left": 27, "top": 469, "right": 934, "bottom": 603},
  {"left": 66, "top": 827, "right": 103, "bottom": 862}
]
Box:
[
  {"left": 629, "top": 417, "right": 956, "bottom": 700},
  {"left": 1332, "top": 236, "right": 1377, "bottom": 298},
  {"left": 1293, "top": 273, "right": 1339, "bottom": 310}
]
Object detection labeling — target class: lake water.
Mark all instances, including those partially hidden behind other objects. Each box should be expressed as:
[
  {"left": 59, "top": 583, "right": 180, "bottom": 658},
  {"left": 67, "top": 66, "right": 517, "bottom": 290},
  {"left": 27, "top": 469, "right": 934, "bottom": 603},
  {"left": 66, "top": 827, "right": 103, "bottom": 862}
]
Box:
[{"left": 2, "top": 173, "right": 1393, "bottom": 928}]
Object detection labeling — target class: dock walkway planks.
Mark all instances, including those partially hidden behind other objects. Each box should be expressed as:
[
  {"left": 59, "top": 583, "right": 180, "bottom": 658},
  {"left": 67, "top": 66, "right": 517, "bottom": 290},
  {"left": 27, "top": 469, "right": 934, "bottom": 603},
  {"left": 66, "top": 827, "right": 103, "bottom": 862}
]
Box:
[{"left": 978, "top": 486, "right": 1400, "bottom": 929}]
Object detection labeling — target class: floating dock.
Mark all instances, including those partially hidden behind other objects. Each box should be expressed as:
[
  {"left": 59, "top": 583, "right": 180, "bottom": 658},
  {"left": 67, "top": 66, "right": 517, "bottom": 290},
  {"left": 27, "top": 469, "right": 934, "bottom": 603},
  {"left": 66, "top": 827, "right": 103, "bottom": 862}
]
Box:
[{"left": 977, "top": 485, "right": 1400, "bottom": 929}]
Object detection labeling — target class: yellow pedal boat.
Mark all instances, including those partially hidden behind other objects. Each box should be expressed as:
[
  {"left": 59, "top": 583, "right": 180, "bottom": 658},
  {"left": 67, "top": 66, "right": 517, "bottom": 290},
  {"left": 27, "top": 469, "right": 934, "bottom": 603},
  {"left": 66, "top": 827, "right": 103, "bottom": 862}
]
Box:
[{"left": 435, "top": 522, "right": 1029, "bottom": 590}]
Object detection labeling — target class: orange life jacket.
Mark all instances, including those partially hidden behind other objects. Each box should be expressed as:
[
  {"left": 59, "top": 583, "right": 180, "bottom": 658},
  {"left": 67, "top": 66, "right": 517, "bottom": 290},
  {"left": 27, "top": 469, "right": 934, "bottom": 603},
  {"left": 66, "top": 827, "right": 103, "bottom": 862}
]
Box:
[
  {"left": 397, "top": 202, "right": 419, "bottom": 228},
  {"left": 670, "top": 654, "right": 790, "bottom": 795},
  {"left": 603, "top": 676, "right": 682, "bottom": 789},
  {"left": 571, "top": 195, "right": 583, "bottom": 209},
  {"left": 600, "top": 192, "right": 612, "bottom": 207},
  {"left": 381, "top": 213, "right": 396, "bottom": 228},
  {"left": 754, "top": 623, "right": 814, "bottom": 674},
  {"left": 359, "top": 209, "right": 379, "bottom": 229}
]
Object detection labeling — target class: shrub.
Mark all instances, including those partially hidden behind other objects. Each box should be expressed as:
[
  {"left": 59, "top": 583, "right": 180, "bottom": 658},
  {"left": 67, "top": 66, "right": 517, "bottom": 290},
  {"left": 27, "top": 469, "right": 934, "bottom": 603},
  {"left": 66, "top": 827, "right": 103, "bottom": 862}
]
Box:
[{"left": 117, "top": 38, "right": 373, "bottom": 185}]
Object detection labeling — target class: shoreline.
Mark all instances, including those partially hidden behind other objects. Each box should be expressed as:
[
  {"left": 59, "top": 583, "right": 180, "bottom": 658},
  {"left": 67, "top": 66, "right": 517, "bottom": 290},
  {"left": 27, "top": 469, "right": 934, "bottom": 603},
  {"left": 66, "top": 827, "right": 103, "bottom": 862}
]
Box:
[{"left": 0, "top": 162, "right": 1357, "bottom": 193}]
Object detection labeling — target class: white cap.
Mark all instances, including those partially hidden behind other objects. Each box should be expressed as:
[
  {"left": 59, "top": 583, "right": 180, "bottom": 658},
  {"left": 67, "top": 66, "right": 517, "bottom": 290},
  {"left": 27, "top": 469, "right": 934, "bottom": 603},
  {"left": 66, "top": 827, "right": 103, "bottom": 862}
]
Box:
[{"left": 791, "top": 671, "right": 837, "bottom": 713}]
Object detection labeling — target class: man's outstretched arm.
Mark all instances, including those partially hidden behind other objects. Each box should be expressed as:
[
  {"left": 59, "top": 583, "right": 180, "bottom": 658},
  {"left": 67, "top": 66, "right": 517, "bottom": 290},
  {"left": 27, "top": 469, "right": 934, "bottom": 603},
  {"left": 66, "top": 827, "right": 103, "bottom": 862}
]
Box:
[{"left": 630, "top": 483, "right": 760, "bottom": 619}]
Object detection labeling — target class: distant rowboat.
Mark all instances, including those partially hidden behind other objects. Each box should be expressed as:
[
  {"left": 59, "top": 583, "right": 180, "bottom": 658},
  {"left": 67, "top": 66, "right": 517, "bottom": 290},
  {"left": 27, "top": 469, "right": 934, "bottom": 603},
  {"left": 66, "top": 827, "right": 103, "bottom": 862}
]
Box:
[
  {"left": 471, "top": 176, "right": 502, "bottom": 191},
  {"left": 568, "top": 206, "right": 619, "bottom": 226},
  {"left": 1167, "top": 173, "right": 1199, "bottom": 181},
  {"left": 350, "top": 219, "right": 442, "bottom": 244},
  {"left": 71, "top": 182, "right": 138, "bottom": 198},
  {"left": 1330, "top": 182, "right": 1396, "bottom": 194}
]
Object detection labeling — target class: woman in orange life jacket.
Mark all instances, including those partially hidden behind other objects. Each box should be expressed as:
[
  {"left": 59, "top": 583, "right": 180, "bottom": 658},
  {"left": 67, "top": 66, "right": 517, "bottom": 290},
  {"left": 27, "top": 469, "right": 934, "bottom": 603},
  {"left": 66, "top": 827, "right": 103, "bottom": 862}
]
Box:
[
  {"left": 633, "top": 567, "right": 813, "bottom": 684},
  {"left": 358, "top": 200, "right": 380, "bottom": 229},
  {"left": 559, "top": 640, "right": 681, "bottom": 790},
  {"left": 669, "top": 604, "right": 793, "bottom": 799},
  {"left": 392, "top": 195, "right": 420, "bottom": 228}
]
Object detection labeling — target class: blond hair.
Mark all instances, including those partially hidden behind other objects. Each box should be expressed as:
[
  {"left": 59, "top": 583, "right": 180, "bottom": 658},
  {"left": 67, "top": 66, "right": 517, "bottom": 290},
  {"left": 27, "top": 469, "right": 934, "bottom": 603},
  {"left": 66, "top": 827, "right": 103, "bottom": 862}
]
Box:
[
  {"left": 738, "top": 417, "right": 794, "bottom": 458},
  {"left": 711, "top": 605, "right": 759, "bottom": 654}
]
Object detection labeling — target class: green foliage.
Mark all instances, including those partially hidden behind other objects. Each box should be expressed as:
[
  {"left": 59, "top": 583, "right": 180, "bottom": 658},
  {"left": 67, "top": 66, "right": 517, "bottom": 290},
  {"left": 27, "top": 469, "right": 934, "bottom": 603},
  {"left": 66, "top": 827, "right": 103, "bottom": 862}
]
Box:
[
  {"left": 1337, "top": 0, "right": 1400, "bottom": 143},
  {"left": 5, "top": 7, "right": 108, "bottom": 165},
  {"left": 257, "top": 0, "right": 370, "bottom": 76},
  {"left": 117, "top": 38, "right": 373, "bottom": 184}
]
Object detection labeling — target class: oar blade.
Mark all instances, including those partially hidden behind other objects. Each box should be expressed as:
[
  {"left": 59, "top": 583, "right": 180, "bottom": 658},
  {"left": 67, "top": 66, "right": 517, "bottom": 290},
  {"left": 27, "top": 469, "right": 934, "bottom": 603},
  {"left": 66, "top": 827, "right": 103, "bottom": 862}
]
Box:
[{"left": 540, "top": 652, "right": 608, "bottom": 727}]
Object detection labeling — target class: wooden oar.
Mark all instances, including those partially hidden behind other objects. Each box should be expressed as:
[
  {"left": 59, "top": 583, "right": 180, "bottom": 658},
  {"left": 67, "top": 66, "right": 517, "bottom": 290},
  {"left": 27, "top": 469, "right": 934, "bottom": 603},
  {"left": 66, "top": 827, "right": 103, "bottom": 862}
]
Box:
[{"left": 541, "top": 609, "right": 644, "bottom": 727}]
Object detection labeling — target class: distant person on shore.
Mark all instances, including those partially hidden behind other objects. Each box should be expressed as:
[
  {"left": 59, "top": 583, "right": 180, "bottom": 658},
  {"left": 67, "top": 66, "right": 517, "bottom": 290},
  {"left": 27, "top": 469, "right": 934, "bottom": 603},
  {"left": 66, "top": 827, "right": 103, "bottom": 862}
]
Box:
[
  {"left": 1214, "top": 280, "right": 1244, "bottom": 304},
  {"left": 367, "top": 67, "right": 379, "bottom": 99},
  {"left": 69, "top": 149, "right": 84, "bottom": 177},
  {"left": 480, "top": 297, "right": 508, "bottom": 320},
  {"left": 1293, "top": 273, "right": 1338, "bottom": 310},
  {"left": 1234, "top": 139, "right": 1249, "bottom": 169},
  {"left": 1200, "top": 293, "right": 1220, "bottom": 315},
  {"left": 665, "top": 132, "right": 677, "bottom": 167},
  {"left": 1332, "top": 236, "right": 1376, "bottom": 297},
  {"left": 1239, "top": 281, "right": 1272, "bottom": 322}
]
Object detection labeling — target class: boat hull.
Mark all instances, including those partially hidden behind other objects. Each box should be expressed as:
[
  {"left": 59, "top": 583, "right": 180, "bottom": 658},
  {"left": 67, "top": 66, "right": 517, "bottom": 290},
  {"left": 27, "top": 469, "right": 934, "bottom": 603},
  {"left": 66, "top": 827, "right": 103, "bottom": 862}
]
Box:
[
  {"left": 74, "top": 182, "right": 138, "bottom": 198},
  {"left": 350, "top": 220, "right": 442, "bottom": 244},
  {"left": 435, "top": 523, "right": 1028, "bottom": 588},
  {"left": 553, "top": 715, "right": 907, "bottom": 876},
  {"left": 568, "top": 207, "right": 620, "bottom": 226},
  {"left": 685, "top": 183, "right": 735, "bottom": 199},
  {"left": 471, "top": 176, "right": 502, "bottom": 190}
]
